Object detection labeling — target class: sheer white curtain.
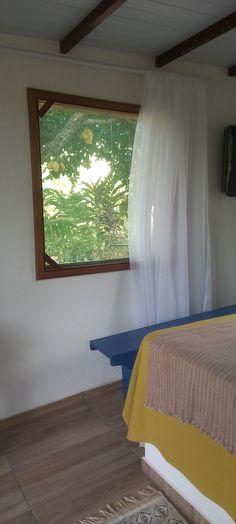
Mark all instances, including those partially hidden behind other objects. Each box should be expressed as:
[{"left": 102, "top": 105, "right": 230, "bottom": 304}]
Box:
[{"left": 128, "top": 71, "right": 212, "bottom": 326}]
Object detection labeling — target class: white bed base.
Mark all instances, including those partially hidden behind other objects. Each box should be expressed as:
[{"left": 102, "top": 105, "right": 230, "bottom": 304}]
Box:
[{"left": 144, "top": 443, "right": 234, "bottom": 524}]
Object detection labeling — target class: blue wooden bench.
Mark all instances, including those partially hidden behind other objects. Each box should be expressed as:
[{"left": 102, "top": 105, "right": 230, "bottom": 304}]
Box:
[{"left": 90, "top": 304, "right": 236, "bottom": 395}]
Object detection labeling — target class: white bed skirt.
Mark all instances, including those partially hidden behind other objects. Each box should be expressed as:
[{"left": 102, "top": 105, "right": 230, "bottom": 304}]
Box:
[{"left": 144, "top": 443, "right": 234, "bottom": 524}]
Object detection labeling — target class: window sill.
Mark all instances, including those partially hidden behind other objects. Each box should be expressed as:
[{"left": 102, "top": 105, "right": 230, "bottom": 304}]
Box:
[{"left": 36, "top": 259, "right": 130, "bottom": 280}]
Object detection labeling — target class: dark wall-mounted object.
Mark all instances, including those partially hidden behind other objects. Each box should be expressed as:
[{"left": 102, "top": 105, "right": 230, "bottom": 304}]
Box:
[{"left": 222, "top": 126, "right": 236, "bottom": 196}]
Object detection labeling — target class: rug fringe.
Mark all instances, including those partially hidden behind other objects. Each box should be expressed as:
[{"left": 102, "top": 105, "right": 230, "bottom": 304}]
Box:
[{"left": 75, "top": 484, "right": 160, "bottom": 524}]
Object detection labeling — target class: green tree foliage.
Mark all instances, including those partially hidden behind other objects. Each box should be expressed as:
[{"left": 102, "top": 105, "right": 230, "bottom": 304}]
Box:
[{"left": 39, "top": 103, "right": 136, "bottom": 264}]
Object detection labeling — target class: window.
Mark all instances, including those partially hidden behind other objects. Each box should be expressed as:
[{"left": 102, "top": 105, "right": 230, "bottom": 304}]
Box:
[{"left": 27, "top": 88, "right": 139, "bottom": 279}]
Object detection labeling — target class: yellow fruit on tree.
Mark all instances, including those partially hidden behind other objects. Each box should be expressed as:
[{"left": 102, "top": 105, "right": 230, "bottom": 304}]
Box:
[
  {"left": 53, "top": 161, "right": 60, "bottom": 172},
  {"left": 81, "top": 128, "right": 93, "bottom": 145}
]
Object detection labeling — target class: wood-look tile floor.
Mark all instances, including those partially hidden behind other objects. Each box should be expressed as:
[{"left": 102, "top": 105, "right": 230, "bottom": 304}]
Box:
[{"left": 0, "top": 383, "right": 146, "bottom": 524}]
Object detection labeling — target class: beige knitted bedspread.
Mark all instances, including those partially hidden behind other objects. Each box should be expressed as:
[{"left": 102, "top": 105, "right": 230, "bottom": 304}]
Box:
[{"left": 146, "top": 317, "right": 236, "bottom": 455}]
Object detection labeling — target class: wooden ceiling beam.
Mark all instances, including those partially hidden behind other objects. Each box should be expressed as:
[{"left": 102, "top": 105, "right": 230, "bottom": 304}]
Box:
[
  {"left": 228, "top": 64, "right": 236, "bottom": 76},
  {"left": 155, "top": 11, "right": 236, "bottom": 68},
  {"left": 60, "top": 0, "right": 127, "bottom": 54}
]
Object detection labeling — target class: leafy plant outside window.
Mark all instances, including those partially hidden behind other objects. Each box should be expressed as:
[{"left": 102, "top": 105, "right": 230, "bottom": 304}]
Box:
[{"left": 27, "top": 89, "right": 139, "bottom": 279}]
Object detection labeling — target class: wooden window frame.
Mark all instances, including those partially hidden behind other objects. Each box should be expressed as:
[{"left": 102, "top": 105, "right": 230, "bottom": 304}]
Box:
[{"left": 27, "top": 88, "right": 140, "bottom": 280}]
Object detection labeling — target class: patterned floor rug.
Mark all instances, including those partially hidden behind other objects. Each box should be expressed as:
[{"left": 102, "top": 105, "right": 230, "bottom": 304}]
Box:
[{"left": 76, "top": 484, "right": 188, "bottom": 524}]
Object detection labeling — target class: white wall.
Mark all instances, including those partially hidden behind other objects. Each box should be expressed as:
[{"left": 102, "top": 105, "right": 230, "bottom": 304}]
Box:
[
  {"left": 207, "top": 74, "right": 236, "bottom": 307},
  {"left": 0, "top": 41, "right": 235, "bottom": 419},
  {"left": 164, "top": 61, "right": 236, "bottom": 308}
]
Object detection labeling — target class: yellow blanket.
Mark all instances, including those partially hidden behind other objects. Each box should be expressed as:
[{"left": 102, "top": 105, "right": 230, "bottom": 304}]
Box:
[{"left": 123, "top": 315, "right": 236, "bottom": 521}]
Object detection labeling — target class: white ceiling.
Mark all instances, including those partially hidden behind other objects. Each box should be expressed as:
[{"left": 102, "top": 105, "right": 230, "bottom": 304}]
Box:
[{"left": 0, "top": 0, "right": 235, "bottom": 67}]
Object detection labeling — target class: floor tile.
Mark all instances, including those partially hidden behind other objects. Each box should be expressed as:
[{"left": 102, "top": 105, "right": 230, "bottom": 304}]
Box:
[
  {"left": 0, "top": 457, "right": 11, "bottom": 476},
  {"left": 2, "top": 512, "right": 37, "bottom": 524},
  {"left": 3, "top": 400, "right": 89, "bottom": 455},
  {"left": 6, "top": 406, "right": 110, "bottom": 472},
  {"left": 13, "top": 431, "right": 125, "bottom": 488},
  {"left": 85, "top": 387, "right": 125, "bottom": 422},
  {"left": 104, "top": 413, "right": 144, "bottom": 456},
  {"left": 0, "top": 471, "right": 30, "bottom": 524},
  {"left": 29, "top": 453, "right": 146, "bottom": 524}
]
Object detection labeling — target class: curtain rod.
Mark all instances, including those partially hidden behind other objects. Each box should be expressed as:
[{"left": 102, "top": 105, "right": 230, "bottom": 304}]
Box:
[
  {"left": 0, "top": 44, "right": 153, "bottom": 75},
  {"left": 0, "top": 44, "right": 214, "bottom": 82}
]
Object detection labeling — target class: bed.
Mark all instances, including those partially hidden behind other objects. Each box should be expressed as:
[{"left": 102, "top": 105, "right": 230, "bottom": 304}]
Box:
[{"left": 123, "top": 314, "right": 236, "bottom": 524}]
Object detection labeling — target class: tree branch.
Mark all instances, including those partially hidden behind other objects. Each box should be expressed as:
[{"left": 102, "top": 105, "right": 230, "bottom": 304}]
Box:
[{"left": 41, "top": 112, "right": 87, "bottom": 163}]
